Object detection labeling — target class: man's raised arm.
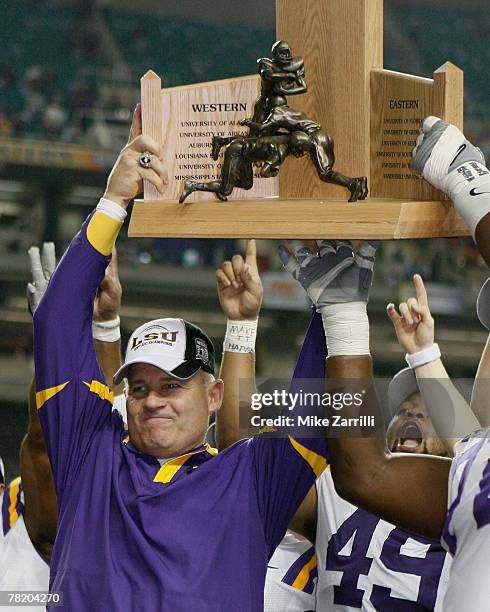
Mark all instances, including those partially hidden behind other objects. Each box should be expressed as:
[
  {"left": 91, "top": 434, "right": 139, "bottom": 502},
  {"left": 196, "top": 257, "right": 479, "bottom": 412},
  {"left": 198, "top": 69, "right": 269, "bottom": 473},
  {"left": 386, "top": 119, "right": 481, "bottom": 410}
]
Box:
[
  {"left": 93, "top": 249, "right": 124, "bottom": 396},
  {"left": 387, "top": 273, "right": 479, "bottom": 453},
  {"left": 21, "top": 241, "right": 126, "bottom": 557},
  {"left": 33, "top": 105, "right": 168, "bottom": 496},
  {"left": 280, "top": 240, "right": 451, "bottom": 540},
  {"left": 214, "top": 239, "right": 262, "bottom": 450},
  {"left": 412, "top": 116, "right": 490, "bottom": 264},
  {"left": 21, "top": 243, "right": 58, "bottom": 557}
]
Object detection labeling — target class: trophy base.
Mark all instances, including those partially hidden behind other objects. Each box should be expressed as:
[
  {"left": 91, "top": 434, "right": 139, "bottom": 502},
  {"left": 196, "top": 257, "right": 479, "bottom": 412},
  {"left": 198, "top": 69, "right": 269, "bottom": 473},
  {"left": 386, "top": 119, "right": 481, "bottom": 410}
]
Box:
[{"left": 128, "top": 198, "right": 468, "bottom": 240}]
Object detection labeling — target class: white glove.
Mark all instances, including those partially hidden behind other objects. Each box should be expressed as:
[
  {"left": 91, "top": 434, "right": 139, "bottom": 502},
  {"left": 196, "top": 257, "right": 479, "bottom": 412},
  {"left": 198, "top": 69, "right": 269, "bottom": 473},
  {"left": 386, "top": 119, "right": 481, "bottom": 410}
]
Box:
[{"left": 27, "top": 242, "right": 56, "bottom": 315}]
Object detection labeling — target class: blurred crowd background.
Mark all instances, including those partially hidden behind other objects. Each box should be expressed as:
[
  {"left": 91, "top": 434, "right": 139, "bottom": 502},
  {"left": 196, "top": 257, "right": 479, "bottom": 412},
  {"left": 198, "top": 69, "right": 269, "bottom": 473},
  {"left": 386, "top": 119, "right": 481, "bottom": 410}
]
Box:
[{"left": 1, "top": 0, "right": 489, "bottom": 477}]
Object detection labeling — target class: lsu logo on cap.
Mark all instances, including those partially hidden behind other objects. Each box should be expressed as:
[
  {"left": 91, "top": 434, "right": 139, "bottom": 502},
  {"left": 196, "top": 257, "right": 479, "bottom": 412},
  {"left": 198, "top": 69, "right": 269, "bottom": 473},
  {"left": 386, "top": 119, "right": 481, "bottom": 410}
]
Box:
[
  {"left": 195, "top": 338, "right": 210, "bottom": 366},
  {"left": 131, "top": 325, "right": 179, "bottom": 351}
]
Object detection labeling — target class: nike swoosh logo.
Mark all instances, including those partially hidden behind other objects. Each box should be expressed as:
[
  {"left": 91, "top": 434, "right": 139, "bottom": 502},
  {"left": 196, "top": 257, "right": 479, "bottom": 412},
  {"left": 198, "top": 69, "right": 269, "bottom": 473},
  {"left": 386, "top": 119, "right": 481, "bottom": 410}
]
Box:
[
  {"left": 267, "top": 565, "right": 279, "bottom": 569},
  {"left": 470, "top": 187, "right": 490, "bottom": 196},
  {"left": 450, "top": 143, "right": 467, "bottom": 166}
]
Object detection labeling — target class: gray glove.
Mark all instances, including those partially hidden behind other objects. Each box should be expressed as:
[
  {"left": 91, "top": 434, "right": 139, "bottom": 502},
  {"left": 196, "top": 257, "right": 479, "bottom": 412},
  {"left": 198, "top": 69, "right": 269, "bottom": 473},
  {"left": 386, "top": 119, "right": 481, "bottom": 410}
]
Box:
[
  {"left": 278, "top": 240, "right": 378, "bottom": 307},
  {"left": 27, "top": 242, "right": 56, "bottom": 315}
]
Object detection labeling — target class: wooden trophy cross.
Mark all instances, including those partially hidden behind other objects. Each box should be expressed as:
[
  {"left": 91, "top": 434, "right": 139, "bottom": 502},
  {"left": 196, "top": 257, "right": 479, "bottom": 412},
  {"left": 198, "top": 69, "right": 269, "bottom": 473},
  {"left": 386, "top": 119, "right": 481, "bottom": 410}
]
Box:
[{"left": 128, "top": 0, "right": 467, "bottom": 240}]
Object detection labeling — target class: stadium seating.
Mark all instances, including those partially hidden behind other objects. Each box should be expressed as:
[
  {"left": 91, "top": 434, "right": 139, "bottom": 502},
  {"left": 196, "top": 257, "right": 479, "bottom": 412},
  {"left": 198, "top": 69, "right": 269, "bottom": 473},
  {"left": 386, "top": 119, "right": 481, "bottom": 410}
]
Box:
[{"left": 1, "top": 1, "right": 487, "bottom": 141}]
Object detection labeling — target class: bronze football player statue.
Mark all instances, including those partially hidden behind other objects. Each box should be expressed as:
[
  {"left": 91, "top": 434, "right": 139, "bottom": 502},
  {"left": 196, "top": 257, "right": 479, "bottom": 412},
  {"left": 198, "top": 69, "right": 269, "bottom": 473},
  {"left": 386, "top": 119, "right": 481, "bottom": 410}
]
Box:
[
  {"left": 249, "top": 40, "right": 307, "bottom": 135},
  {"left": 179, "top": 41, "right": 368, "bottom": 203}
]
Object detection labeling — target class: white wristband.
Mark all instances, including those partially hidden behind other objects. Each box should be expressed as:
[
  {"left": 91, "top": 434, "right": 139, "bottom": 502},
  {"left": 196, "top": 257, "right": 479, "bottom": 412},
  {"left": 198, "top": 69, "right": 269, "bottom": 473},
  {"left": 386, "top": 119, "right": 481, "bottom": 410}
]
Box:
[
  {"left": 223, "top": 319, "right": 258, "bottom": 354},
  {"left": 92, "top": 316, "right": 121, "bottom": 342},
  {"left": 96, "top": 198, "right": 127, "bottom": 222},
  {"left": 405, "top": 343, "right": 441, "bottom": 369}
]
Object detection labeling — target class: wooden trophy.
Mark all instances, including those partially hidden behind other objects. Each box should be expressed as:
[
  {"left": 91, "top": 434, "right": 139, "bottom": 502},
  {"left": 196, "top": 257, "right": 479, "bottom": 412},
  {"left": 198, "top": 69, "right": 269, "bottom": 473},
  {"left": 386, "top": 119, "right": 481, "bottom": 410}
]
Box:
[{"left": 128, "top": 0, "right": 467, "bottom": 240}]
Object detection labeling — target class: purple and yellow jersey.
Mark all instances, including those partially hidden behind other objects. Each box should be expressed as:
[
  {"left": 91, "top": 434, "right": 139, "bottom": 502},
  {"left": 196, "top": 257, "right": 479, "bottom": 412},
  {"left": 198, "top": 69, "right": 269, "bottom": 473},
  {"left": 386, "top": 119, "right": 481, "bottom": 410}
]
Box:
[
  {"left": 264, "top": 530, "right": 317, "bottom": 611},
  {"left": 33, "top": 211, "right": 328, "bottom": 611},
  {"left": 1, "top": 478, "right": 23, "bottom": 537},
  {"left": 441, "top": 430, "right": 490, "bottom": 611},
  {"left": 0, "top": 478, "right": 50, "bottom": 607}
]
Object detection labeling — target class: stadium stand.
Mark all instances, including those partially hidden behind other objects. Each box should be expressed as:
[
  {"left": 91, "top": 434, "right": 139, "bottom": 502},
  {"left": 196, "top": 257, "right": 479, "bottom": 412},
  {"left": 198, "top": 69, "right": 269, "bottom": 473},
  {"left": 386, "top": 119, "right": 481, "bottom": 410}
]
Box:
[
  {"left": 386, "top": 1, "right": 489, "bottom": 124},
  {"left": 1, "top": 1, "right": 488, "bottom": 143}
]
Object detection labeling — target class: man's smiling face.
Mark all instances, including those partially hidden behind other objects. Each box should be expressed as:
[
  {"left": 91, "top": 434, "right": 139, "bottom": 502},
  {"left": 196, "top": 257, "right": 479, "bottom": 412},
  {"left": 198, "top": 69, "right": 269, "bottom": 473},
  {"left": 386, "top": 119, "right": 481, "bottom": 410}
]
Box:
[{"left": 126, "top": 364, "right": 223, "bottom": 459}]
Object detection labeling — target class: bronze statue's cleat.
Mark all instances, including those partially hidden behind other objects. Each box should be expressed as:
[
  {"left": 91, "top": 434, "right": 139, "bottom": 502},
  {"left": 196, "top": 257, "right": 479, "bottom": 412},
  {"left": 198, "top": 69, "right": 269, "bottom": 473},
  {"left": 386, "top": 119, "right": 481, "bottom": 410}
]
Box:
[
  {"left": 179, "top": 180, "right": 193, "bottom": 203},
  {"left": 359, "top": 177, "right": 369, "bottom": 200},
  {"left": 348, "top": 177, "right": 368, "bottom": 202}
]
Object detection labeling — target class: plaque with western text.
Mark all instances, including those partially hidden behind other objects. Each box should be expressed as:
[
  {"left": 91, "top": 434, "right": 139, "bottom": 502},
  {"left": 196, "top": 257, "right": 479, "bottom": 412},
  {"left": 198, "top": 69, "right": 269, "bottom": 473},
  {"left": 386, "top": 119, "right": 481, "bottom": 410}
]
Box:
[{"left": 155, "top": 74, "right": 278, "bottom": 202}]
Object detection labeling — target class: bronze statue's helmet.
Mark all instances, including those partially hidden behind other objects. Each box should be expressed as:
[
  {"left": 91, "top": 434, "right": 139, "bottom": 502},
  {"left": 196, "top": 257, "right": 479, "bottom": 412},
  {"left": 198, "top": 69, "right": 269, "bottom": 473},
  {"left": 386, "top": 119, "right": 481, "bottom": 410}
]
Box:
[{"left": 272, "top": 40, "right": 292, "bottom": 62}]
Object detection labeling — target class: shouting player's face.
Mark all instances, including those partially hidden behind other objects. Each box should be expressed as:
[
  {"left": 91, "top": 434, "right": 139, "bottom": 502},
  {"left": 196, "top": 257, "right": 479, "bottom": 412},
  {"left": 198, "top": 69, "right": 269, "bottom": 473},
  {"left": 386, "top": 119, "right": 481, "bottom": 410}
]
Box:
[
  {"left": 386, "top": 392, "right": 448, "bottom": 457},
  {"left": 125, "top": 364, "right": 223, "bottom": 458}
]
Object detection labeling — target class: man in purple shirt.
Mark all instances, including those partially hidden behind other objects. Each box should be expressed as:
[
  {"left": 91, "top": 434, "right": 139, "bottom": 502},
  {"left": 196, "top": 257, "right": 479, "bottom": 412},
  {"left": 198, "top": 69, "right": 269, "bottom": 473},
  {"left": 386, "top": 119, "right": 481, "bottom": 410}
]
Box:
[{"left": 33, "top": 106, "right": 328, "bottom": 611}]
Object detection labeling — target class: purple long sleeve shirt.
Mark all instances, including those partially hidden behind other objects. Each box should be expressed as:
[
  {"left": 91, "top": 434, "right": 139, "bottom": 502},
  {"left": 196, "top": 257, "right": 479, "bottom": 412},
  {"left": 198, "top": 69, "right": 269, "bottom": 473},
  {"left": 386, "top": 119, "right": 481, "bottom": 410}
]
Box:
[{"left": 33, "top": 212, "right": 328, "bottom": 611}]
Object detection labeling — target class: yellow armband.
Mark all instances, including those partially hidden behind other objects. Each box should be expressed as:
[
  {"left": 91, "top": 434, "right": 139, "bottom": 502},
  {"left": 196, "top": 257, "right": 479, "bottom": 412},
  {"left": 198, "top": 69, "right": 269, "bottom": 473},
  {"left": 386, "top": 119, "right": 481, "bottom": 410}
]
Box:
[{"left": 87, "top": 211, "right": 123, "bottom": 256}]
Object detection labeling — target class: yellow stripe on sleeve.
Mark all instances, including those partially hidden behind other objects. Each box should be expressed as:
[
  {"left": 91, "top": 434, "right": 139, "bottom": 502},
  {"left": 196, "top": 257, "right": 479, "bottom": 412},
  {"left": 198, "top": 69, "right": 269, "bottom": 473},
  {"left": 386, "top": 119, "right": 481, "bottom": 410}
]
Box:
[
  {"left": 83, "top": 380, "right": 114, "bottom": 404},
  {"left": 8, "top": 477, "right": 21, "bottom": 528},
  {"left": 288, "top": 436, "right": 328, "bottom": 478},
  {"left": 36, "top": 382, "right": 70, "bottom": 410},
  {"left": 86, "top": 211, "right": 123, "bottom": 256},
  {"left": 292, "top": 552, "right": 318, "bottom": 592}
]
